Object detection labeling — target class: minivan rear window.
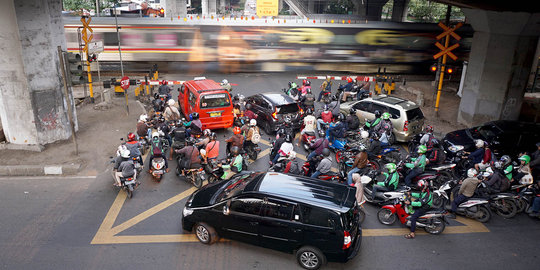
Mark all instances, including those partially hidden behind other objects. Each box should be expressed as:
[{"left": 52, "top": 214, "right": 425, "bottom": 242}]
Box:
[
  {"left": 200, "top": 93, "right": 231, "bottom": 109},
  {"left": 406, "top": 108, "right": 424, "bottom": 121},
  {"left": 276, "top": 103, "right": 299, "bottom": 114},
  {"left": 300, "top": 206, "right": 338, "bottom": 228}
]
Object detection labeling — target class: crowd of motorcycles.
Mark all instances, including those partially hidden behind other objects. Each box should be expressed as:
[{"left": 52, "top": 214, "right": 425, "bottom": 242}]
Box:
[{"left": 110, "top": 80, "right": 538, "bottom": 237}]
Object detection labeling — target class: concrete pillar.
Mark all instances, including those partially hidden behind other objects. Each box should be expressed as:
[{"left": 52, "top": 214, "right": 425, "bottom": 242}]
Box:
[
  {"left": 279, "top": 0, "right": 283, "bottom": 12},
  {"left": 458, "top": 9, "right": 540, "bottom": 126},
  {"left": 307, "top": 0, "right": 315, "bottom": 13},
  {"left": 166, "top": 0, "right": 187, "bottom": 18},
  {"left": 0, "top": 0, "right": 76, "bottom": 146},
  {"left": 208, "top": 0, "right": 217, "bottom": 15},
  {"left": 365, "top": 0, "right": 389, "bottom": 21},
  {"left": 219, "top": 0, "right": 226, "bottom": 14},
  {"left": 201, "top": 0, "right": 208, "bottom": 16},
  {"left": 391, "top": 0, "right": 409, "bottom": 22}
]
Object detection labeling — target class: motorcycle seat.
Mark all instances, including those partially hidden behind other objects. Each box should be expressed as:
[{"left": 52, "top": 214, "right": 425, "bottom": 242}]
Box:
[
  {"left": 426, "top": 209, "right": 446, "bottom": 214},
  {"left": 395, "top": 185, "right": 409, "bottom": 192}
]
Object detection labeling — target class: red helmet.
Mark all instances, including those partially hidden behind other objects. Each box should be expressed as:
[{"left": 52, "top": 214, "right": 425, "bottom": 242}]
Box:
[
  {"left": 161, "top": 80, "right": 167, "bottom": 85},
  {"left": 417, "top": 179, "right": 428, "bottom": 190},
  {"left": 233, "top": 126, "right": 241, "bottom": 135},
  {"left": 425, "top": 125, "right": 434, "bottom": 133},
  {"left": 127, "top": 132, "right": 136, "bottom": 142},
  {"left": 347, "top": 77, "right": 353, "bottom": 83},
  {"left": 302, "top": 79, "right": 307, "bottom": 86}
]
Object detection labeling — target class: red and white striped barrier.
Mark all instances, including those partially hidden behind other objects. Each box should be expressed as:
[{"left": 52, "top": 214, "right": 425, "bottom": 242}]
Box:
[
  {"left": 296, "top": 75, "right": 375, "bottom": 82},
  {"left": 138, "top": 80, "right": 185, "bottom": 86}
]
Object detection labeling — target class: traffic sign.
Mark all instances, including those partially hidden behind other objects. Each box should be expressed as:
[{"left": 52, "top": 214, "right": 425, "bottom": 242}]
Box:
[
  {"left": 120, "top": 76, "right": 130, "bottom": 90},
  {"left": 88, "top": 41, "right": 104, "bottom": 54},
  {"left": 436, "top": 22, "right": 462, "bottom": 41},
  {"left": 434, "top": 42, "right": 459, "bottom": 60}
]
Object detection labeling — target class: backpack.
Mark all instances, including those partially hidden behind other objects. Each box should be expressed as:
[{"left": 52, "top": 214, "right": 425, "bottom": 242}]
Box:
[
  {"left": 151, "top": 141, "right": 163, "bottom": 156},
  {"left": 251, "top": 127, "right": 261, "bottom": 144}
]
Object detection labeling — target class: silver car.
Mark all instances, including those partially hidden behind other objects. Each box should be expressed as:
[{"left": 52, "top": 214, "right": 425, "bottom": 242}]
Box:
[{"left": 340, "top": 95, "right": 425, "bottom": 142}]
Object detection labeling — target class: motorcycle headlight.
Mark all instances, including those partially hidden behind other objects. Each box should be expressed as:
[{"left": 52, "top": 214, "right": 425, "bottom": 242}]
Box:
[
  {"left": 448, "top": 145, "right": 464, "bottom": 153},
  {"left": 183, "top": 207, "right": 193, "bottom": 217}
]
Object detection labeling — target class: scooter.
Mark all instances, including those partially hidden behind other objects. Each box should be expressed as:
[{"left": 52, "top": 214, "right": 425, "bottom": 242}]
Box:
[
  {"left": 475, "top": 182, "right": 518, "bottom": 219},
  {"left": 396, "top": 159, "right": 454, "bottom": 189},
  {"left": 377, "top": 194, "right": 449, "bottom": 234},
  {"left": 361, "top": 171, "right": 410, "bottom": 205},
  {"left": 203, "top": 159, "right": 224, "bottom": 184},
  {"left": 110, "top": 158, "right": 139, "bottom": 199},
  {"left": 300, "top": 130, "right": 317, "bottom": 152},
  {"left": 301, "top": 155, "right": 340, "bottom": 181},
  {"left": 181, "top": 166, "right": 205, "bottom": 189},
  {"left": 433, "top": 179, "right": 492, "bottom": 223},
  {"left": 245, "top": 142, "right": 261, "bottom": 161},
  {"left": 150, "top": 156, "right": 166, "bottom": 182}
]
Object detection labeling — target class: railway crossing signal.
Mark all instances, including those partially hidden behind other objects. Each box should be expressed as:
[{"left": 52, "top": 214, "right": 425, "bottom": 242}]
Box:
[
  {"left": 80, "top": 16, "right": 95, "bottom": 101},
  {"left": 434, "top": 22, "right": 462, "bottom": 112}
]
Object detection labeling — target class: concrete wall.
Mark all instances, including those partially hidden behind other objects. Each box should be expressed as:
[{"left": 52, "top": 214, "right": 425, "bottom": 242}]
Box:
[{"left": 166, "top": 0, "right": 187, "bottom": 18}]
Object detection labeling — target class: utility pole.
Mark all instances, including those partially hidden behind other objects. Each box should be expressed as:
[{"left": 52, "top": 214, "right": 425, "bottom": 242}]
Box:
[{"left": 57, "top": 46, "right": 79, "bottom": 155}]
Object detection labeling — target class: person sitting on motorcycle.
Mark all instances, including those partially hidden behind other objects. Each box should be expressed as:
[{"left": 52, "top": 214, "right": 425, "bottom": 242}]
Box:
[
  {"left": 474, "top": 141, "right": 493, "bottom": 171},
  {"left": 318, "top": 76, "right": 333, "bottom": 102},
  {"left": 175, "top": 137, "right": 201, "bottom": 176},
  {"left": 328, "top": 95, "right": 341, "bottom": 117},
  {"left": 528, "top": 181, "right": 540, "bottom": 218},
  {"left": 512, "top": 155, "right": 533, "bottom": 185},
  {"left": 152, "top": 92, "right": 165, "bottom": 113},
  {"left": 426, "top": 139, "right": 446, "bottom": 165},
  {"left": 498, "top": 155, "right": 514, "bottom": 182},
  {"left": 419, "top": 125, "right": 435, "bottom": 146},
  {"left": 307, "top": 136, "right": 330, "bottom": 161},
  {"left": 328, "top": 113, "right": 347, "bottom": 145},
  {"left": 366, "top": 132, "right": 382, "bottom": 157},
  {"left": 299, "top": 87, "right": 315, "bottom": 110},
  {"left": 448, "top": 169, "right": 482, "bottom": 219},
  {"left": 270, "top": 128, "right": 287, "bottom": 161},
  {"left": 244, "top": 119, "right": 260, "bottom": 149},
  {"left": 226, "top": 126, "right": 244, "bottom": 157},
  {"left": 244, "top": 103, "right": 258, "bottom": 120},
  {"left": 164, "top": 99, "right": 181, "bottom": 122},
  {"left": 356, "top": 82, "right": 371, "bottom": 100},
  {"left": 113, "top": 148, "right": 136, "bottom": 187},
  {"left": 149, "top": 132, "right": 169, "bottom": 173},
  {"left": 300, "top": 79, "right": 311, "bottom": 96},
  {"left": 316, "top": 105, "right": 333, "bottom": 133},
  {"left": 271, "top": 134, "right": 294, "bottom": 165},
  {"left": 372, "top": 163, "right": 400, "bottom": 199},
  {"left": 377, "top": 112, "right": 393, "bottom": 138},
  {"left": 221, "top": 146, "right": 243, "bottom": 180},
  {"left": 189, "top": 112, "right": 203, "bottom": 137},
  {"left": 125, "top": 132, "right": 143, "bottom": 165},
  {"left": 347, "top": 145, "right": 368, "bottom": 185},
  {"left": 404, "top": 180, "right": 433, "bottom": 239},
  {"left": 340, "top": 77, "right": 356, "bottom": 102},
  {"left": 466, "top": 139, "right": 485, "bottom": 168},
  {"left": 297, "top": 108, "right": 317, "bottom": 147},
  {"left": 155, "top": 117, "right": 172, "bottom": 147},
  {"left": 404, "top": 145, "right": 428, "bottom": 187},
  {"left": 365, "top": 110, "right": 382, "bottom": 134},
  {"left": 286, "top": 82, "right": 300, "bottom": 101},
  {"left": 196, "top": 129, "right": 212, "bottom": 148},
  {"left": 346, "top": 108, "right": 360, "bottom": 131},
  {"left": 233, "top": 104, "right": 243, "bottom": 119},
  {"left": 311, "top": 148, "right": 332, "bottom": 179},
  {"left": 283, "top": 151, "right": 301, "bottom": 175},
  {"left": 528, "top": 142, "right": 540, "bottom": 181},
  {"left": 221, "top": 79, "right": 232, "bottom": 92},
  {"left": 136, "top": 114, "right": 151, "bottom": 140},
  {"left": 352, "top": 173, "right": 366, "bottom": 204},
  {"left": 158, "top": 80, "right": 171, "bottom": 100},
  {"left": 205, "top": 132, "right": 220, "bottom": 161}
]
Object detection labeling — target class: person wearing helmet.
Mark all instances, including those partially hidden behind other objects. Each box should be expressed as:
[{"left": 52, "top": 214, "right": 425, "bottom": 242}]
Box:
[
  {"left": 286, "top": 82, "right": 299, "bottom": 101},
  {"left": 205, "top": 132, "right": 220, "bottom": 161},
  {"left": 226, "top": 126, "right": 244, "bottom": 157},
  {"left": 372, "top": 163, "right": 400, "bottom": 200},
  {"left": 300, "top": 79, "right": 311, "bottom": 96},
  {"left": 328, "top": 94, "right": 341, "bottom": 117},
  {"left": 149, "top": 131, "right": 169, "bottom": 173},
  {"left": 195, "top": 129, "right": 212, "bottom": 149},
  {"left": 220, "top": 146, "right": 243, "bottom": 180},
  {"left": 473, "top": 141, "right": 493, "bottom": 172},
  {"left": 125, "top": 132, "right": 143, "bottom": 165},
  {"left": 404, "top": 145, "right": 428, "bottom": 187},
  {"left": 356, "top": 81, "right": 371, "bottom": 100},
  {"left": 164, "top": 99, "right": 181, "bottom": 121},
  {"left": 366, "top": 132, "right": 382, "bottom": 158},
  {"left": 365, "top": 110, "right": 382, "bottom": 134},
  {"left": 316, "top": 105, "right": 333, "bottom": 131},
  {"left": 328, "top": 113, "right": 347, "bottom": 145},
  {"left": 283, "top": 151, "right": 301, "bottom": 175},
  {"left": 512, "top": 155, "right": 533, "bottom": 185},
  {"left": 152, "top": 92, "right": 165, "bottom": 113},
  {"left": 158, "top": 80, "right": 171, "bottom": 100},
  {"left": 484, "top": 166, "right": 508, "bottom": 193},
  {"left": 244, "top": 118, "right": 260, "bottom": 151},
  {"left": 297, "top": 109, "right": 317, "bottom": 146},
  {"left": 377, "top": 112, "right": 393, "bottom": 137},
  {"left": 466, "top": 139, "right": 486, "bottom": 167},
  {"left": 306, "top": 136, "right": 330, "bottom": 161},
  {"left": 271, "top": 134, "right": 294, "bottom": 165},
  {"left": 187, "top": 112, "right": 202, "bottom": 137},
  {"left": 346, "top": 108, "right": 360, "bottom": 131},
  {"left": 420, "top": 125, "right": 435, "bottom": 147},
  {"left": 175, "top": 137, "right": 201, "bottom": 176},
  {"left": 448, "top": 169, "right": 482, "bottom": 219},
  {"left": 318, "top": 76, "right": 333, "bottom": 102},
  {"left": 311, "top": 148, "right": 332, "bottom": 179},
  {"left": 347, "top": 145, "right": 368, "bottom": 185},
  {"left": 299, "top": 86, "right": 315, "bottom": 110},
  {"left": 404, "top": 179, "right": 433, "bottom": 239},
  {"left": 113, "top": 148, "right": 136, "bottom": 187},
  {"left": 136, "top": 114, "right": 152, "bottom": 140},
  {"left": 426, "top": 139, "right": 446, "bottom": 165},
  {"left": 339, "top": 77, "right": 355, "bottom": 102},
  {"left": 221, "top": 79, "right": 232, "bottom": 92},
  {"left": 244, "top": 103, "right": 258, "bottom": 120}
]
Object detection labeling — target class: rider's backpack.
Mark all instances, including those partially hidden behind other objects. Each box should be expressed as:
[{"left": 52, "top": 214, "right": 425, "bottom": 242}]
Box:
[
  {"left": 152, "top": 141, "right": 163, "bottom": 156},
  {"left": 251, "top": 127, "right": 261, "bottom": 144}
]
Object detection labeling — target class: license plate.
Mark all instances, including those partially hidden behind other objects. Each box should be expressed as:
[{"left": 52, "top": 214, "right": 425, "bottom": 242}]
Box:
[
  {"left": 125, "top": 180, "right": 135, "bottom": 185},
  {"left": 153, "top": 170, "right": 163, "bottom": 175},
  {"left": 210, "top": 112, "right": 221, "bottom": 117}
]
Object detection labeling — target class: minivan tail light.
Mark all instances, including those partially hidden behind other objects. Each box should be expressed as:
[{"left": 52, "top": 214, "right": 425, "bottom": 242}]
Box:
[
  {"left": 403, "top": 120, "right": 409, "bottom": 132},
  {"left": 272, "top": 109, "right": 278, "bottom": 120},
  {"left": 343, "top": 231, "right": 352, "bottom": 249}
]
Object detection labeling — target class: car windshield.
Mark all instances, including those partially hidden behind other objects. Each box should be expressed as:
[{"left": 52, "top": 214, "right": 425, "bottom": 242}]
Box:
[
  {"left": 276, "top": 103, "right": 299, "bottom": 114},
  {"left": 213, "top": 173, "right": 261, "bottom": 203},
  {"left": 472, "top": 124, "right": 502, "bottom": 140},
  {"left": 200, "top": 93, "right": 231, "bottom": 109},
  {"left": 406, "top": 108, "right": 424, "bottom": 121}
]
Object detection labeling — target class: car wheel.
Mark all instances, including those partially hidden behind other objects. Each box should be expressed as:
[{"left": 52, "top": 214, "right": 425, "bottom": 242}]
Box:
[
  {"left": 194, "top": 222, "right": 219, "bottom": 245},
  {"left": 296, "top": 246, "right": 326, "bottom": 270}
]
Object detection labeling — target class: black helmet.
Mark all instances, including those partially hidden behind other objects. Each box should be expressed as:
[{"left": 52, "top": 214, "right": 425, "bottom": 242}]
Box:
[
  {"left": 306, "top": 108, "right": 313, "bottom": 115},
  {"left": 230, "top": 146, "right": 239, "bottom": 155},
  {"left": 337, "top": 113, "right": 345, "bottom": 122},
  {"left": 153, "top": 93, "right": 159, "bottom": 99},
  {"left": 332, "top": 95, "right": 338, "bottom": 101},
  {"left": 191, "top": 112, "right": 199, "bottom": 120},
  {"left": 305, "top": 80, "right": 311, "bottom": 86},
  {"left": 245, "top": 103, "right": 252, "bottom": 110},
  {"left": 322, "top": 148, "right": 330, "bottom": 157},
  {"left": 374, "top": 110, "right": 381, "bottom": 118},
  {"left": 306, "top": 88, "right": 312, "bottom": 94},
  {"left": 285, "top": 134, "right": 292, "bottom": 143},
  {"left": 210, "top": 132, "right": 217, "bottom": 140},
  {"left": 186, "top": 137, "right": 195, "bottom": 146},
  {"left": 349, "top": 107, "right": 356, "bottom": 114}
]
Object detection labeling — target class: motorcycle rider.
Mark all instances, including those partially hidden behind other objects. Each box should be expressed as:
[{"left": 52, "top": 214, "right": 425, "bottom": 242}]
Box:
[
  {"left": 347, "top": 145, "right": 368, "bottom": 185},
  {"left": 448, "top": 168, "right": 482, "bottom": 219},
  {"left": 377, "top": 112, "right": 393, "bottom": 138},
  {"left": 175, "top": 137, "right": 201, "bottom": 176},
  {"left": 372, "top": 163, "right": 400, "bottom": 199},
  {"left": 270, "top": 128, "right": 287, "bottom": 161},
  {"left": 365, "top": 110, "right": 382, "bottom": 134},
  {"left": 499, "top": 155, "right": 514, "bottom": 182},
  {"left": 226, "top": 126, "right": 244, "bottom": 157},
  {"left": 205, "top": 132, "right": 220, "bottom": 161},
  {"left": 300, "top": 79, "right": 311, "bottom": 96},
  {"left": 419, "top": 125, "right": 435, "bottom": 146},
  {"left": 466, "top": 139, "right": 485, "bottom": 168},
  {"left": 340, "top": 77, "right": 355, "bottom": 102},
  {"left": 528, "top": 181, "right": 540, "bottom": 217},
  {"left": 318, "top": 76, "right": 333, "bottom": 102},
  {"left": 528, "top": 142, "right": 540, "bottom": 180},
  {"left": 311, "top": 148, "right": 332, "bottom": 179},
  {"left": 346, "top": 108, "right": 360, "bottom": 131},
  {"left": 366, "top": 132, "right": 383, "bottom": 158},
  {"left": 283, "top": 151, "right": 301, "bottom": 175},
  {"left": 149, "top": 132, "right": 169, "bottom": 173},
  {"left": 163, "top": 99, "right": 181, "bottom": 121},
  {"left": 352, "top": 173, "right": 366, "bottom": 204},
  {"left": 404, "top": 145, "right": 428, "bottom": 187},
  {"left": 221, "top": 79, "right": 232, "bottom": 92},
  {"left": 307, "top": 136, "right": 330, "bottom": 161},
  {"left": 271, "top": 134, "right": 294, "bottom": 165},
  {"left": 189, "top": 112, "right": 203, "bottom": 137},
  {"left": 316, "top": 105, "right": 333, "bottom": 134},
  {"left": 125, "top": 132, "right": 143, "bottom": 166},
  {"left": 404, "top": 179, "right": 433, "bottom": 239},
  {"left": 328, "top": 113, "right": 347, "bottom": 145},
  {"left": 221, "top": 146, "right": 243, "bottom": 180},
  {"left": 244, "top": 103, "right": 257, "bottom": 120},
  {"left": 158, "top": 80, "right": 171, "bottom": 100},
  {"left": 244, "top": 119, "right": 260, "bottom": 150},
  {"left": 297, "top": 108, "right": 317, "bottom": 146},
  {"left": 152, "top": 92, "right": 165, "bottom": 113},
  {"left": 328, "top": 95, "right": 341, "bottom": 117},
  {"left": 136, "top": 114, "right": 151, "bottom": 140},
  {"left": 113, "top": 148, "right": 136, "bottom": 187},
  {"left": 426, "top": 139, "right": 446, "bottom": 165},
  {"left": 299, "top": 87, "right": 315, "bottom": 110},
  {"left": 474, "top": 141, "right": 493, "bottom": 171},
  {"left": 356, "top": 82, "right": 370, "bottom": 100},
  {"left": 286, "top": 82, "right": 300, "bottom": 101},
  {"left": 195, "top": 129, "right": 212, "bottom": 149},
  {"left": 512, "top": 155, "right": 533, "bottom": 185},
  {"left": 155, "top": 116, "right": 172, "bottom": 147}
]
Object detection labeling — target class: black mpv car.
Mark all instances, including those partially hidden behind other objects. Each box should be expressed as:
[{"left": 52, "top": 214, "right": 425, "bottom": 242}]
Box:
[
  {"left": 245, "top": 93, "right": 303, "bottom": 134},
  {"left": 182, "top": 172, "right": 362, "bottom": 270}
]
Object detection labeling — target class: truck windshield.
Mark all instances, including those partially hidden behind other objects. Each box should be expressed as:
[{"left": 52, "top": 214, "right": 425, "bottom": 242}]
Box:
[{"left": 200, "top": 93, "right": 231, "bottom": 109}]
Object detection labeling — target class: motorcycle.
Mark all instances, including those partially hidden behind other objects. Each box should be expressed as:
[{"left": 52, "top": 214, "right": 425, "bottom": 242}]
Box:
[
  {"left": 180, "top": 166, "right": 205, "bottom": 189},
  {"left": 300, "top": 130, "right": 317, "bottom": 152},
  {"left": 150, "top": 156, "right": 166, "bottom": 181},
  {"left": 377, "top": 193, "right": 449, "bottom": 235},
  {"left": 434, "top": 179, "right": 492, "bottom": 222},
  {"left": 245, "top": 142, "right": 261, "bottom": 161},
  {"left": 474, "top": 182, "right": 518, "bottom": 219},
  {"left": 301, "top": 155, "right": 340, "bottom": 181},
  {"left": 510, "top": 184, "right": 535, "bottom": 214},
  {"left": 396, "top": 159, "right": 454, "bottom": 189},
  {"left": 269, "top": 156, "right": 289, "bottom": 172},
  {"left": 110, "top": 158, "right": 139, "bottom": 199},
  {"left": 361, "top": 170, "right": 410, "bottom": 205},
  {"left": 138, "top": 135, "right": 149, "bottom": 155},
  {"left": 204, "top": 159, "right": 225, "bottom": 183}
]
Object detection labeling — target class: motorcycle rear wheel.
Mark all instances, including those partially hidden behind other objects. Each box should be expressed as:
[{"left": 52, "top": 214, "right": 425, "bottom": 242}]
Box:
[
  {"left": 194, "top": 173, "right": 203, "bottom": 188},
  {"left": 494, "top": 199, "right": 517, "bottom": 219},
  {"left": 516, "top": 198, "right": 528, "bottom": 213},
  {"left": 126, "top": 185, "right": 134, "bottom": 199},
  {"left": 377, "top": 208, "right": 396, "bottom": 225},
  {"left": 475, "top": 205, "right": 491, "bottom": 223},
  {"left": 248, "top": 149, "right": 258, "bottom": 160},
  {"left": 424, "top": 217, "right": 445, "bottom": 235},
  {"left": 432, "top": 194, "right": 445, "bottom": 209}
]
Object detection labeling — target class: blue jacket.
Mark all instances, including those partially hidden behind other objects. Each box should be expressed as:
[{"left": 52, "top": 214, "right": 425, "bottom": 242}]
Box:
[{"left": 469, "top": 148, "right": 485, "bottom": 164}]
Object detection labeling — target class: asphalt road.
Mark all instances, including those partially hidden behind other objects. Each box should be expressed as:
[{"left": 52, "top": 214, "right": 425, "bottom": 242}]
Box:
[{"left": 1, "top": 73, "right": 540, "bottom": 269}]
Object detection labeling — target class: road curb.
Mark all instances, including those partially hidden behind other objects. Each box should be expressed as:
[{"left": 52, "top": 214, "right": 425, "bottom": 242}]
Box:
[{"left": 0, "top": 164, "right": 82, "bottom": 176}]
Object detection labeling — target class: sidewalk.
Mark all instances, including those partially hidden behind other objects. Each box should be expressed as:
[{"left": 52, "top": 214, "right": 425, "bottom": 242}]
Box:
[{"left": 0, "top": 96, "right": 145, "bottom": 176}]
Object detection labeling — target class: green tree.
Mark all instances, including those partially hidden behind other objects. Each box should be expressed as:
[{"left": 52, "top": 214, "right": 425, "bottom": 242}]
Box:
[
  {"left": 324, "top": 0, "right": 355, "bottom": 14},
  {"left": 63, "top": 0, "right": 117, "bottom": 11},
  {"left": 407, "top": 0, "right": 464, "bottom": 23}
]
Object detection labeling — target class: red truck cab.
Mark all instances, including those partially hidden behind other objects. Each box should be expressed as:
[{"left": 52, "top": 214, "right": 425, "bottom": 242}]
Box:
[{"left": 177, "top": 77, "right": 233, "bottom": 130}]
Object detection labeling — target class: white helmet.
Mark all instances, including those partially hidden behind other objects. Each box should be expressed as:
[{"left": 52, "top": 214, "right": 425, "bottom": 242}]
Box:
[
  {"left": 485, "top": 167, "right": 494, "bottom": 175},
  {"left": 467, "top": 168, "right": 478, "bottom": 178},
  {"left": 222, "top": 79, "right": 228, "bottom": 84},
  {"left": 203, "top": 129, "right": 211, "bottom": 137},
  {"left": 475, "top": 139, "right": 484, "bottom": 148},
  {"left": 199, "top": 149, "right": 207, "bottom": 157},
  {"left": 250, "top": 119, "right": 257, "bottom": 126},
  {"left": 139, "top": 114, "right": 148, "bottom": 122},
  {"left": 120, "top": 149, "right": 131, "bottom": 158},
  {"left": 167, "top": 99, "right": 175, "bottom": 106},
  {"left": 360, "top": 130, "right": 369, "bottom": 139},
  {"left": 152, "top": 132, "right": 159, "bottom": 139},
  {"left": 288, "top": 151, "right": 296, "bottom": 159}
]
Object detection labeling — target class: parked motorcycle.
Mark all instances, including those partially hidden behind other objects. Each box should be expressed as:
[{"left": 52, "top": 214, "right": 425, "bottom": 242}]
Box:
[{"left": 434, "top": 179, "right": 492, "bottom": 222}]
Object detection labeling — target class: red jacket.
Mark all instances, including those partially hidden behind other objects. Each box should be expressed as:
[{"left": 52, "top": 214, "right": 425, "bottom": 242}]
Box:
[{"left": 482, "top": 148, "right": 492, "bottom": 164}]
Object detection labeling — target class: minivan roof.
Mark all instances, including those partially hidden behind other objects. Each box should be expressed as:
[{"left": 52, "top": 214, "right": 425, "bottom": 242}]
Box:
[
  {"left": 250, "top": 172, "right": 356, "bottom": 212},
  {"left": 184, "top": 79, "right": 226, "bottom": 94},
  {"left": 260, "top": 93, "right": 296, "bottom": 106},
  {"left": 372, "top": 95, "right": 419, "bottom": 111}
]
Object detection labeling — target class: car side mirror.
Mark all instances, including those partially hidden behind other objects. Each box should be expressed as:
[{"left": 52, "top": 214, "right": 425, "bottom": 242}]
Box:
[{"left": 223, "top": 204, "right": 230, "bottom": 215}]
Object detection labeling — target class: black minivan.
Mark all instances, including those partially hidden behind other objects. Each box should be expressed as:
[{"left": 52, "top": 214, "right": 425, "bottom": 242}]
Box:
[
  {"left": 182, "top": 172, "right": 362, "bottom": 269},
  {"left": 245, "top": 93, "right": 303, "bottom": 134}
]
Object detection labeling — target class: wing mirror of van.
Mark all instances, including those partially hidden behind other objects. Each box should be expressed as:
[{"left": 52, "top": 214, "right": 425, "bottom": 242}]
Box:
[{"left": 223, "top": 203, "right": 230, "bottom": 215}]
